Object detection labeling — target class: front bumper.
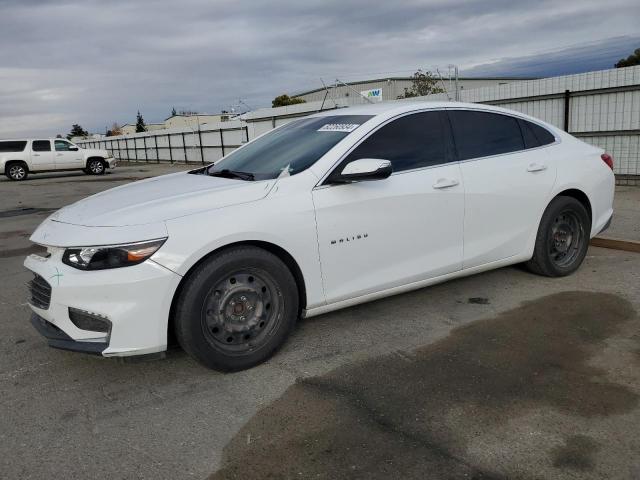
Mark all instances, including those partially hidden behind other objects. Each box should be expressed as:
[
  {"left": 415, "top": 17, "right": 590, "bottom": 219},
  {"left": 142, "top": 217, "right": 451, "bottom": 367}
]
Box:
[
  {"left": 106, "top": 157, "right": 117, "bottom": 169},
  {"left": 24, "top": 246, "right": 182, "bottom": 357},
  {"left": 31, "top": 313, "right": 108, "bottom": 354}
]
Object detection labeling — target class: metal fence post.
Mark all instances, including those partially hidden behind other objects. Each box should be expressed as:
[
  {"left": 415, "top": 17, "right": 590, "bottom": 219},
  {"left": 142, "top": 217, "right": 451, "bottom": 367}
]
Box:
[
  {"left": 198, "top": 128, "right": 205, "bottom": 165},
  {"left": 219, "top": 129, "right": 225, "bottom": 158},
  {"left": 563, "top": 90, "right": 571, "bottom": 132},
  {"left": 167, "top": 134, "right": 173, "bottom": 163},
  {"left": 143, "top": 136, "right": 148, "bottom": 163},
  {"left": 181, "top": 132, "right": 187, "bottom": 163}
]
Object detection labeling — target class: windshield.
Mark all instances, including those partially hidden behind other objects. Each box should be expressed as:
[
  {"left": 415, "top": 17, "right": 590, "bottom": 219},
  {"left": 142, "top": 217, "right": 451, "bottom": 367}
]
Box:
[{"left": 205, "top": 115, "right": 373, "bottom": 180}]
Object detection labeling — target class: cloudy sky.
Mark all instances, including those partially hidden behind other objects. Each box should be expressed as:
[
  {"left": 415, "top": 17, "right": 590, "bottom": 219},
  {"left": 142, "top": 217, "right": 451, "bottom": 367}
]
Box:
[{"left": 1, "top": 0, "right": 638, "bottom": 138}]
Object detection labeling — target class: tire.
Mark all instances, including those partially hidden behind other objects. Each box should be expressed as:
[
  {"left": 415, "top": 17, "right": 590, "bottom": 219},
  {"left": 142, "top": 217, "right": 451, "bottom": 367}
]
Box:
[
  {"left": 525, "top": 196, "right": 591, "bottom": 277},
  {"left": 6, "top": 162, "right": 28, "bottom": 181},
  {"left": 174, "top": 246, "right": 299, "bottom": 371},
  {"left": 86, "top": 158, "right": 105, "bottom": 175}
]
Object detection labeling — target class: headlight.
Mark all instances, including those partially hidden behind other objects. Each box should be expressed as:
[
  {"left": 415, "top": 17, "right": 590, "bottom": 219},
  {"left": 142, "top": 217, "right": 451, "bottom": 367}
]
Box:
[{"left": 62, "top": 238, "right": 166, "bottom": 270}]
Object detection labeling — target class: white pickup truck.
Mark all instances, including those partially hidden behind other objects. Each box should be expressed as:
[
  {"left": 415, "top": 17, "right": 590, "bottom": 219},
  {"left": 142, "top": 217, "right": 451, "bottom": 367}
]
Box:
[{"left": 0, "top": 138, "right": 116, "bottom": 181}]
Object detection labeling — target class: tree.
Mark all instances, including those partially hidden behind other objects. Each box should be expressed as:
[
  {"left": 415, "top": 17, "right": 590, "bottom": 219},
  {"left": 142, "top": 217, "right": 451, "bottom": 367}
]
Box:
[
  {"left": 272, "top": 94, "right": 306, "bottom": 108},
  {"left": 106, "top": 123, "right": 122, "bottom": 137},
  {"left": 397, "top": 69, "right": 445, "bottom": 99},
  {"left": 615, "top": 48, "right": 640, "bottom": 68},
  {"left": 67, "top": 124, "right": 88, "bottom": 140},
  {"left": 135, "top": 111, "right": 146, "bottom": 133},
  {"left": 171, "top": 107, "right": 177, "bottom": 117}
]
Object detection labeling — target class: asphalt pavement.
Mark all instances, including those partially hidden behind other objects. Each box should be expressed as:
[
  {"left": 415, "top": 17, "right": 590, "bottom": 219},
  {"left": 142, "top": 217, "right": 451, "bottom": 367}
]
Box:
[{"left": 1, "top": 163, "right": 639, "bottom": 479}]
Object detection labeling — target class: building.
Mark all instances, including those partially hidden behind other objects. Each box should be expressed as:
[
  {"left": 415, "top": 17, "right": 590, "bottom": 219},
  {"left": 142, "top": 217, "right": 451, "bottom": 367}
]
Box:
[
  {"left": 164, "top": 114, "right": 231, "bottom": 130},
  {"left": 120, "top": 123, "right": 164, "bottom": 135},
  {"left": 292, "top": 76, "right": 537, "bottom": 103}
]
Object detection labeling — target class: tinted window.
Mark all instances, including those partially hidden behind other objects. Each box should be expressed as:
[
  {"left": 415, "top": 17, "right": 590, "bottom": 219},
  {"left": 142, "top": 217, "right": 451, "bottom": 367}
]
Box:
[
  {"left": 345, "top": 111, "right": 448, "bottom": 172},
  {"left": 0, "top": 141, "right": 27, "bottom": 152},
  {"left": 520, "top": 119, "right": 555, "bottom": 148},
  {"left": 448, "top": 110, "right": 524, "bottom": 160},
  {"left": 54, "top": 140, "right": 73, "bottom": 151},
  {"left": 207, "top": 115, "right": 372, "bottom": 180},
  {"left": 32, "top": 140, "right": 51, "bottom": 152},
  {"left": 519, "top": 120, "right": 540, "bottom": 148}
]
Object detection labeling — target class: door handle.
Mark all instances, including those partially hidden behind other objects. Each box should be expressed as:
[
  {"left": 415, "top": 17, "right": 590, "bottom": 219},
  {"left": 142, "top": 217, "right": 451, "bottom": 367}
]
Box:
[
  {"left": 33, "top": 154, "right": 40, "bottom": 156},
  {"left": 56, "top": 153, "right": 63, "bottom": 156},
  {"left": 527, "top": 163, "right": 547, "bottom": 172},
  {"left": 432, "top": 178, "right": 459, "bottom": 189}
]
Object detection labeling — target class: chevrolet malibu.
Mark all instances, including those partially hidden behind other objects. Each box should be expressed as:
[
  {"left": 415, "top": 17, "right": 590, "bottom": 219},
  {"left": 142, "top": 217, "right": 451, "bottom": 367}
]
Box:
[{"left": 25, "top": 102, "right": 615, "bottom": 371}]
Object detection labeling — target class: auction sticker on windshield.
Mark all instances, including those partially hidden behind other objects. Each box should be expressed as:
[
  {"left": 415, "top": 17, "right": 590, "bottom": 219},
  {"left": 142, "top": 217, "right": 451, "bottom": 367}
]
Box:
[{"left": 317, "top": 123, "right": 361, "bottom": 133}]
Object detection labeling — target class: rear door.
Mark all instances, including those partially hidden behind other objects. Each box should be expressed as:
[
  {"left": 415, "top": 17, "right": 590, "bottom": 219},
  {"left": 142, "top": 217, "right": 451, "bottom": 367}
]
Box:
[
  {"left": 313, "top": 110, "right": 465, "bottom": 304},
  {"left": 54, "top": 139, "right": 84, "bottom": 169},
  {"left": 448, "top": 109, "right": 557, "bottom": 268},
  {"left": 30, "top": 140, "right": 55, "bottom": 170}
]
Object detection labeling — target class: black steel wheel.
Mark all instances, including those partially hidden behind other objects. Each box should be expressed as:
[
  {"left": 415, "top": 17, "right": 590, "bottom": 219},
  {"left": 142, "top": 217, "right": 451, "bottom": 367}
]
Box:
[
  {"left": 526, "top": 196, "right": 590, "bottom": 277},
  {"left": 202, "top": 270, "right": 283, "bottom": 354},
  {"left": 174, "top": 246, "right": 299, "bottom": 371}
]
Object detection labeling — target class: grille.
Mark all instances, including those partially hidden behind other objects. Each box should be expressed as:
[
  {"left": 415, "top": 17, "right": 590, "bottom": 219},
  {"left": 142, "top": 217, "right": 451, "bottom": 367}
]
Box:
[{"left": 28, "top": 274, "right": 52, "bottom": 310}]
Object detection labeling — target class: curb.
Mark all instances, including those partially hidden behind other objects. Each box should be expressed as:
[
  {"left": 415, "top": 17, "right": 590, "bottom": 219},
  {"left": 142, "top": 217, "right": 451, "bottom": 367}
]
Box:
[{"left": 591, "top": 237, "right": 640, "bottom": 253}]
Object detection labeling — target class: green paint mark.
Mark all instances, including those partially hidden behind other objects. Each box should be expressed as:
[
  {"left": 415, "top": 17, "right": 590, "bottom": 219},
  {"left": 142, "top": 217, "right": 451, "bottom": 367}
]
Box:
[{"left": 49, "top": 267, "right": 63, "bottom": 286}]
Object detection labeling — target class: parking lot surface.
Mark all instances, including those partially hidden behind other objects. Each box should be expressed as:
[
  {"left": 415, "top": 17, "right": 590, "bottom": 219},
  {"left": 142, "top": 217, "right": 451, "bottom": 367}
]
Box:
[{"left": 1, "top": 164, "right": 639, "bottom": 479}]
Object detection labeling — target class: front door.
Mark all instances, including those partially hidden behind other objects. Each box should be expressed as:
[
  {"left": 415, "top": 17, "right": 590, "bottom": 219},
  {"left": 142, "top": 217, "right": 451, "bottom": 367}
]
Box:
[
  {"left": 313, "top": 111, "right": 464, "bottom": 304},
  {"left": 54, "top": 139, "right": 84, "bottom": 169}
]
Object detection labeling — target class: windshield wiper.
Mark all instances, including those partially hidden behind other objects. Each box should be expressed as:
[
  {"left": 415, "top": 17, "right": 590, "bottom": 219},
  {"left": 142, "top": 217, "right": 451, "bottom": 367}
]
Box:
[{"left": 208, "top": 169, "right": 255, "bottom": 181}]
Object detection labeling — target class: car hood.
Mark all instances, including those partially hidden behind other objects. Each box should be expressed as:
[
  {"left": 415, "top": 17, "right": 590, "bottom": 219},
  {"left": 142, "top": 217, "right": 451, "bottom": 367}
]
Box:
[{"left": 48, "top": 171, "right": 276, "bottom": 227}]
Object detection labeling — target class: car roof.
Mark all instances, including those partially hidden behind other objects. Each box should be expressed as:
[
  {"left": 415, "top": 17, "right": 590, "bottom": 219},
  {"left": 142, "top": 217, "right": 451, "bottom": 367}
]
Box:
[
  {"left": 308, "top": 101, "right": 561, "bottom": 133},
  {"left": 0, "top": 138, "right": 61, "bottom": 141}
]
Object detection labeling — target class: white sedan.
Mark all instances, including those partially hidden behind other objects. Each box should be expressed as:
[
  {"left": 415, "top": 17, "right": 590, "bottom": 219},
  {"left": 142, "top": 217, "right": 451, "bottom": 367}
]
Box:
[{"left": 25, "top": 102, "right": 615, "bottom": 371}]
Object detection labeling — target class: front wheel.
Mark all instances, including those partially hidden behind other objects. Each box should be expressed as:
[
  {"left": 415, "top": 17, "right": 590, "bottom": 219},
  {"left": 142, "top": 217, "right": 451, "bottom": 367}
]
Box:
[
  {"left": 86, "top": 159, "right": 105, "bottom": 175},
  {"left": 174, "top": 246, "right": 299, "bottom": 371},
  {"left": 525, "top": 196, "right": 591, "bottom": 277}
]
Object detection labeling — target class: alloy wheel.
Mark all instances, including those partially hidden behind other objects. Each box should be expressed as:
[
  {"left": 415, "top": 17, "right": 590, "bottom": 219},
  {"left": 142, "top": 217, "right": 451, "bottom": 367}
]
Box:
[
  {"left": 9, "top": 165, "right": 26, "bottom": 180},
  {"left": 89, "top": 160, "right": 104, "bottom": 174}
]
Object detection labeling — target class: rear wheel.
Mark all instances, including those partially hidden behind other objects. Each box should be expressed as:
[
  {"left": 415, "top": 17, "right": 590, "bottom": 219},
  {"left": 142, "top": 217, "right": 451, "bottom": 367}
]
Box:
[
  {"left": 525, "top": 196, "right": 591, "bottom": 277},
  {"left": 6, "top": 162, "right": 28, "bottom": 181},
  {"left": 86, "top": 158, "right": 105, "bottom": 175},
  {"left": 174, "top": 246, "right": 299, "bottom": 371}
]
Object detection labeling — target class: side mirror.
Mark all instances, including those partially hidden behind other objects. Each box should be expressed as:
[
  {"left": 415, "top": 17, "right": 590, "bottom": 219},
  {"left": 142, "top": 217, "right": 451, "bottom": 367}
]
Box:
[
  {"left": 69, "top": 146, "right": 79, "bottom": 151},
  {"left": 330, "top": 158, "right": 392, "bottom": 183}
]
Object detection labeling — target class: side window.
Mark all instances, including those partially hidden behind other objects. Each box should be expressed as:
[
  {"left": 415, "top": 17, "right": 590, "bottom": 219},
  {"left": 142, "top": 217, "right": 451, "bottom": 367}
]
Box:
[
  {"left": 520, "top": 119, "right": 555, "bottom": 148},
  {"left": 448, "top": 110, "right": 524, "bottom": 160},
  {"left": 0, "top": 141, "right": 27, "bottom": 152},
  {"left": 54, "top": 140, "right": 73, "bottom": 151},
  {"left": 344, "top": 111, "right": 448, "bottom": 173},
  {"left": 32, "top": 140, "right": 51, "bottom": 152}
]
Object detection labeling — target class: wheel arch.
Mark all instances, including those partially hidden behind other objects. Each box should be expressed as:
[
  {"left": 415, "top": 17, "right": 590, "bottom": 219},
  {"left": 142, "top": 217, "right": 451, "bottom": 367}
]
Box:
[
  {"left": 5, "top": 159, "right": 29, "bottom": 171},
  {"left": 554, "top": 188, "right": 592, "bottom": 223},
  {"left": 86, "top": 156, "right": 106, "bottom": 166},
  {"left": 166, "top": 240, "right": 307, "bottom": 345}
]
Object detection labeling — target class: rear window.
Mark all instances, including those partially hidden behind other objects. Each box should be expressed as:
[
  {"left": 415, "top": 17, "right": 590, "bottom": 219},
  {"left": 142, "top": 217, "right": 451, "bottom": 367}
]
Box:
[{"left": 0, "top": 141, "right": 27, "bottom": 153}]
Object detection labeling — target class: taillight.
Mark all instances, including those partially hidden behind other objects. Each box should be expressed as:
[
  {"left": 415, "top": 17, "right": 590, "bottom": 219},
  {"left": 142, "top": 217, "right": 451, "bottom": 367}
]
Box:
[{"left": 601, "top": 153, "right": 614, "bottom": 170}]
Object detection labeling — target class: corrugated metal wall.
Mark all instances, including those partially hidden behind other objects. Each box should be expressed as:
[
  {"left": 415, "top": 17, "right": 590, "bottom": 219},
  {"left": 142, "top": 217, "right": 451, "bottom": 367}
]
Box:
[{"left": 78, "top": 65, "right": 640, "bottom": 183}]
